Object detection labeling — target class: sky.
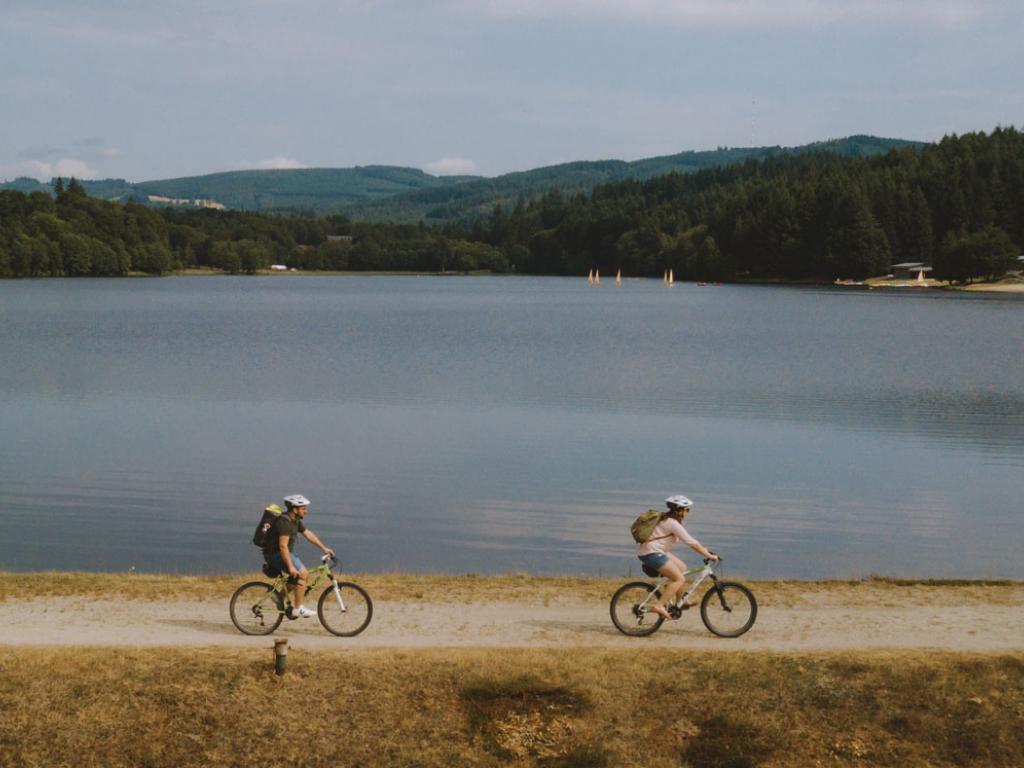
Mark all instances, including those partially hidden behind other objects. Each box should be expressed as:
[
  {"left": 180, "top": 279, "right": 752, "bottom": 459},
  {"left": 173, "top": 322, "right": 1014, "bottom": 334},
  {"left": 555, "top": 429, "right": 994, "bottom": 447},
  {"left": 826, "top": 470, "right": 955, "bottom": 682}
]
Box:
[{"left": 1, "top": 0, "right": 1022, "bottom": 182}]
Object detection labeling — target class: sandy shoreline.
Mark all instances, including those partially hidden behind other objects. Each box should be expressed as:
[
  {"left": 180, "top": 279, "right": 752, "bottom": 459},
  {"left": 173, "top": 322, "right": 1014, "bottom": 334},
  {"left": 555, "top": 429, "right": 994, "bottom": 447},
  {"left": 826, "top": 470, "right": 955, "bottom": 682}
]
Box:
[
  {"left": 137, "top": 268, "right": 1024, "bottom": 292},
  {"left": 858, "top": 276, "right": 1024, "bottom": 293},
  {"left": 958, "top": 280, "right": 1024, "bottom": 292},
  {"left": 4, "top": 579, "right": 1021, "bottom": 652}
]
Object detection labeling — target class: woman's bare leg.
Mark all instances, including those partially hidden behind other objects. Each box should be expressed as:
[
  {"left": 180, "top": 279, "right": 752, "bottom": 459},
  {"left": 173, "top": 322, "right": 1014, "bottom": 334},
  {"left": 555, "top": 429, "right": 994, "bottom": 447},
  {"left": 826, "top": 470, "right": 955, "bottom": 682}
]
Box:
[
  {"left": 656, "top": 560, "right": 687, "bottom": 613},
  {"left": 666, "top": 553, "right": 696, "bottom": 606}
]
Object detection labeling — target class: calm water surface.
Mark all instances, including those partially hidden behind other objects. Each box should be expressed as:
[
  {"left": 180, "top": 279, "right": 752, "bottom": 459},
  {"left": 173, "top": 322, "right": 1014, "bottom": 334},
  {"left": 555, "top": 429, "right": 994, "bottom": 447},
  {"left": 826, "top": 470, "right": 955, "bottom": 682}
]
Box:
[{"left": 1, "top": 276, "right": 1021, "bottom": 578}]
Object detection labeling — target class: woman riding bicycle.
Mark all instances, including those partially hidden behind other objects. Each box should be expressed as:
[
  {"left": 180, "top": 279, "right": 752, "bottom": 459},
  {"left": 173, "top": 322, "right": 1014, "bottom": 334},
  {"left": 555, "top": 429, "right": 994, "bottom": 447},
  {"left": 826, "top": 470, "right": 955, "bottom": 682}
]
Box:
[{"left": 637, "top": 495, "right": 718, "bottom": 621}]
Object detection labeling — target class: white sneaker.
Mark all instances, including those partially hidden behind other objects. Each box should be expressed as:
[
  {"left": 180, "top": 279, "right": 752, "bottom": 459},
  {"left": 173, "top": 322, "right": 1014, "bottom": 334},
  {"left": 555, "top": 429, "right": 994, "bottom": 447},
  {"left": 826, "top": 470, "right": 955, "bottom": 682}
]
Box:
[{"left": 295, "top": 605, "right": 317, "bottom": 618}]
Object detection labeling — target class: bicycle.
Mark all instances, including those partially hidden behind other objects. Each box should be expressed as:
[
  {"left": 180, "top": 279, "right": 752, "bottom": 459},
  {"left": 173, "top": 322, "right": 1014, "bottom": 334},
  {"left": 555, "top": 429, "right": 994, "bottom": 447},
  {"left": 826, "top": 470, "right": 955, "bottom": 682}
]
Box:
[
  {"left": 229, "top": 554, "right": 373, "bottom": 637},
  {"left": 609, "top": 556, "right": 757, "bottom": 637}
]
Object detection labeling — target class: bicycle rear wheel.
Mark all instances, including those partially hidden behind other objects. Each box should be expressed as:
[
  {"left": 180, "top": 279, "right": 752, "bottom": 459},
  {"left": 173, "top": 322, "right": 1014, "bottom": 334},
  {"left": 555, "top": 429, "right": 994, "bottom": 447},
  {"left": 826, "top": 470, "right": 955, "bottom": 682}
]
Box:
[
  {"left": 230, "top": 581, "right": 284, "bottom": 636},
  {"left": 318, "top": 581, "right": 373, "bottom": 637},
  {"left": 700, "top": 581, "right": 757, "bottom": 638},
  {"left": 609, "top": 581, "right": 665, "bottom": 637}
]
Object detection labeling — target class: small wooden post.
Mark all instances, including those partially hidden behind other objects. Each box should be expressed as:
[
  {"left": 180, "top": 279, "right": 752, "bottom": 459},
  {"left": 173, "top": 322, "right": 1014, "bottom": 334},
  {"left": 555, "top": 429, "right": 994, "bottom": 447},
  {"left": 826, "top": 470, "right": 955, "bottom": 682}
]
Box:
[{"left": 274, "top": 638, "right": 288, "bottom": 676}]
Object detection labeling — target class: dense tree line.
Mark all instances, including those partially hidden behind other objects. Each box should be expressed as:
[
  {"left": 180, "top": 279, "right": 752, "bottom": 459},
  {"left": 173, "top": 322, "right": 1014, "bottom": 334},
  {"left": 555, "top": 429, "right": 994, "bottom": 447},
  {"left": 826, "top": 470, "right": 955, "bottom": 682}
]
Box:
[
  {"left": 467, "top": 127, "right": 1023, "bottom": 282},
  {"left": 1, "top": 128, "right": 1021, "bottom": 282},
  {"left": 0, "top": 180, "right": 509, "bottom": 276}
]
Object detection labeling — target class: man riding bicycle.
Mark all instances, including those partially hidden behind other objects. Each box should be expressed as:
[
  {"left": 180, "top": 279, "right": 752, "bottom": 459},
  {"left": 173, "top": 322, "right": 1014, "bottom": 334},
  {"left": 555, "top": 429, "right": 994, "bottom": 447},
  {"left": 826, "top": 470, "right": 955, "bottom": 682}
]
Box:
[{"left": 263, "top": 494, "right": 335, "bottom": 619}]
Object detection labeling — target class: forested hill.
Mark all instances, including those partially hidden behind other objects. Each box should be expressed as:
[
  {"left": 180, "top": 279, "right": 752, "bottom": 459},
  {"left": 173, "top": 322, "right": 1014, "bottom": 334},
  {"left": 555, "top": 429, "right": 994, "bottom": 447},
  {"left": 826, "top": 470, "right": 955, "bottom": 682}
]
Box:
[
  {"left": 0, "top": 166, "right": 475, "bottom": 213},
  {"left": 345, "top": 136, "right": 921, "bottom": 223},
  {"left": 0, "top": 136, "right": 917, "bottom": 220},
  {"left": 488, "top": 128, "right": 1022, "bottom": 283},
  {"left": 1, "top": 129, "right": 1019, "bottom": 283}
]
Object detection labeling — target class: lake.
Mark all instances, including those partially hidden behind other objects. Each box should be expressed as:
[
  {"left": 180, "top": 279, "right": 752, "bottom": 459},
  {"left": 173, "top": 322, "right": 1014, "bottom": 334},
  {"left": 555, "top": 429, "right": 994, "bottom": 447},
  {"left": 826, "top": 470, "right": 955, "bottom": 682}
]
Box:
[{"left": 1, "top": 276, "right": 1021, "bottom": 579}]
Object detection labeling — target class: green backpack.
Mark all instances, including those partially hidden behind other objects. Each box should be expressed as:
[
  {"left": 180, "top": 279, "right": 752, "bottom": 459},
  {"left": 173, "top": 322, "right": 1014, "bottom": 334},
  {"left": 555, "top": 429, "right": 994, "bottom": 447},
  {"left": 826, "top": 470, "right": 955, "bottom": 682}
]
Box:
[
  {"left": 630, "top": 509, "right": 667, "bottom": 544},
  {"left": 252, "top": 504, "right": 285, "bottom": 548}
]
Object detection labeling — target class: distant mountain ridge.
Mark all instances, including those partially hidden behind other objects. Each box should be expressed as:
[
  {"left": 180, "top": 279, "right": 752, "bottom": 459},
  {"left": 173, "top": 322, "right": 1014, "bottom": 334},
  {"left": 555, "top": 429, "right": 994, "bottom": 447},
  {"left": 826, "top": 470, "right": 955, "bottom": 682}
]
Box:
[
  {"left": 1, "top": 135, "right": 922, "bottom": 221},
  {"left": 0, "top": 166, "right": 475, "bottom": 213},
  {"left": 349, "top": 136, "right": 923, "bottom": 222}
]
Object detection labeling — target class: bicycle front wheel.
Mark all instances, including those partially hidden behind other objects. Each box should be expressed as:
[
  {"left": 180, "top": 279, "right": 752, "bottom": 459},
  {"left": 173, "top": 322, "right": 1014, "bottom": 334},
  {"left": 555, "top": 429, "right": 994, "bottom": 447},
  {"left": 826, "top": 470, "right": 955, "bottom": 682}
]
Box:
[
  {"left": 610, "top": 581, "right": 665, "bottom": 637},
  {"left": 229, "top": 581, "right": 284, "bottom": 636},
  {"left": 318, "top": 581, "right": 373, "bottom": 637},
  {"left": 700, "top": 581, "right": 757, "bottom": 638}
]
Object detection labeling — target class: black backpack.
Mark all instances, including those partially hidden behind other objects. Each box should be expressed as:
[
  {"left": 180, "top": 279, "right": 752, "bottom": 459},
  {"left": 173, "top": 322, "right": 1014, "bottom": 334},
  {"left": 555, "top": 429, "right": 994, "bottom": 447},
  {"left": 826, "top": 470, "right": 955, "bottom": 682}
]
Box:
[{"left": 252, "top": 504, "right": 285, "bottom": 548}]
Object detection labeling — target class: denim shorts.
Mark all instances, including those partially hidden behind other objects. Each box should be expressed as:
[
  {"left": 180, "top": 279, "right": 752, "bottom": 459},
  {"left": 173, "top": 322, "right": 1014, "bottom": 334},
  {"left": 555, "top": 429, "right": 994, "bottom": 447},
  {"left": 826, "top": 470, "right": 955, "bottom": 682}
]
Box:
[
  {"left": 639, "top": 552, "right": 669, "bottom": 573},
  {"left": 265, "top": 552, "right": 306, "bottom": 576}
]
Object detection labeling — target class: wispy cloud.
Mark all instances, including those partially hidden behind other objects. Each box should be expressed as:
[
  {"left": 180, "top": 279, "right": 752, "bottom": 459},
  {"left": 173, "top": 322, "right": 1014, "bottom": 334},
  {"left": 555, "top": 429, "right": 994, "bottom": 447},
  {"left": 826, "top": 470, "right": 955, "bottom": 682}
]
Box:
[
  {"left": 0, "top": 2, "right": 392, "bottom": 61},
  {"left": 254, "top": 156, "right": 307, "bottom": 170},
  {"left": 425, "top": 156, "right": 478, "bottom": 175},
  {"left": 17, "top": 145, "right": 67, "bottom": 161},
  {"left": 74, "top": 138, "right": 123, "bottom": 159},
  {"left": 3, "top": 158, "right": 99, "bottom": 181},
  {"left": 0, "top": 75, "right": 64, "bottom": 101},
  {"left": 0, "top": 8, "right": 189, "bottom": 48},
  {"left": 3, "top": 140, "right": 119, "bottom": 181},
  {"left": 465, "top": 0, "right": 995, "bottom": 28}
]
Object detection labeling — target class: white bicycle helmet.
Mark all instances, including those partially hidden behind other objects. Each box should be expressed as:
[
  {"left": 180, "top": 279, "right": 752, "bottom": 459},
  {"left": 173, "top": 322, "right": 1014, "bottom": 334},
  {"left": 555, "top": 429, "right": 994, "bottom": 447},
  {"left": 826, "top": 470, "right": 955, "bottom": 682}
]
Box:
[
  {"left": 283, "top": 494, "right": 311, "bottom": 508},
  {"left": 665, "top": 494, "right": 692, "bottom": 510}
]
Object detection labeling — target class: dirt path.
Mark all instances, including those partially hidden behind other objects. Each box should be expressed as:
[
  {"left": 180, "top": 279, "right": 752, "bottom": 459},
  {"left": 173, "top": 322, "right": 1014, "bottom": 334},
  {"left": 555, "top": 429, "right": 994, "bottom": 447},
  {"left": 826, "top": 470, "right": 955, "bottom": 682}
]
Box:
[{"left": 4, "top": 584, "right": 1022, "bottom": 651}]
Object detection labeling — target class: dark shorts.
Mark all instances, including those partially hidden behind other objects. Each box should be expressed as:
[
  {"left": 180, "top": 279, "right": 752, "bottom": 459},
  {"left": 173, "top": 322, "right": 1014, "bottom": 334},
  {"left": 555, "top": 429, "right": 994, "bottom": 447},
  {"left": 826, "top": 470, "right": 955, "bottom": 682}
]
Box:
[
  {"left": 265, "top": 552, "right": 306, "bottom": 576},
  {"left": 639, "top": 552, "right": 669, "bottom": 577}
]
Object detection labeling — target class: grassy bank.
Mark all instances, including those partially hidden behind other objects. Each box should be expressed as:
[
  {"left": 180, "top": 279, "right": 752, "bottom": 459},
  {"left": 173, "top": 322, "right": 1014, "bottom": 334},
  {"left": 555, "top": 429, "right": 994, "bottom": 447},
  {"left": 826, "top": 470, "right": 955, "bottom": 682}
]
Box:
[
  {"left": 1, "top": 647, "right": 1021, "bottom": 767},
  {"left": 4, "top": 571, "right": 1021, "bottom": 605},
  {"left": 2, "top": 571, "right": 625, "bottom": 603}
]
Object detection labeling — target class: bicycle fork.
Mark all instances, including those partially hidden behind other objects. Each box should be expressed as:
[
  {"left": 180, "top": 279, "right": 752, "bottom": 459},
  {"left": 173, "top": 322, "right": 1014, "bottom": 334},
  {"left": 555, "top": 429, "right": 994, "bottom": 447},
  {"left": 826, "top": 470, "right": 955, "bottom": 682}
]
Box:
[
  {"left": 330, "top": 578, "right": 348, "bottom": 612},
  {"left": 706, "top": 576, "right": 733, "bottom": 612}
]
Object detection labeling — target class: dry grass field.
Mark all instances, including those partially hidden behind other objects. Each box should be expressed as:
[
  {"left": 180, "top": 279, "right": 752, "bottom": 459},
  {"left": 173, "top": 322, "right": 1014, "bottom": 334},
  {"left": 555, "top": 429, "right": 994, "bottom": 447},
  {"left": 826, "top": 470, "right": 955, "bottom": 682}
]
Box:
[
  {"left": 3, "top": 573, "right": 1022, "bottom": 766},
  {"left": 2, "top": 646, "right": 1022, "bottom": 768}
]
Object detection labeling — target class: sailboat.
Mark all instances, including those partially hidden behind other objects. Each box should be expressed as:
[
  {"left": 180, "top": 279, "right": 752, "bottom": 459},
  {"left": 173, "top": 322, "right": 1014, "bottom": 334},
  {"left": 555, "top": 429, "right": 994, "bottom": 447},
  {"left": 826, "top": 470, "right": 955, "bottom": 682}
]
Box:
[
  {"left": 667, "top": 269, "right": 675, "bottom": 287},
  {"left": 615, "top": 269, "right": 622, "bottom": 286},
  {"left": 594, "top": 269, "right": 601, "bottom": 285},
  {"left": 588, "top": 269, "right": 594, "bottom": 284}
]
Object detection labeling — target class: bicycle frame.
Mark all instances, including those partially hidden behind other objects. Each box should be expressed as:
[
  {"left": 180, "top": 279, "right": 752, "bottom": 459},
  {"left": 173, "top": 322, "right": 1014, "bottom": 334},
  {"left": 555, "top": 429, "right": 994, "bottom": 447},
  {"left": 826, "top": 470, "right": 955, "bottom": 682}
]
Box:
[
  {"left": 641, "top": 561, "right": 717, "bottom": 612},
  {"left": 257, "top": 556, "right": 351, "bottom": 616}
]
